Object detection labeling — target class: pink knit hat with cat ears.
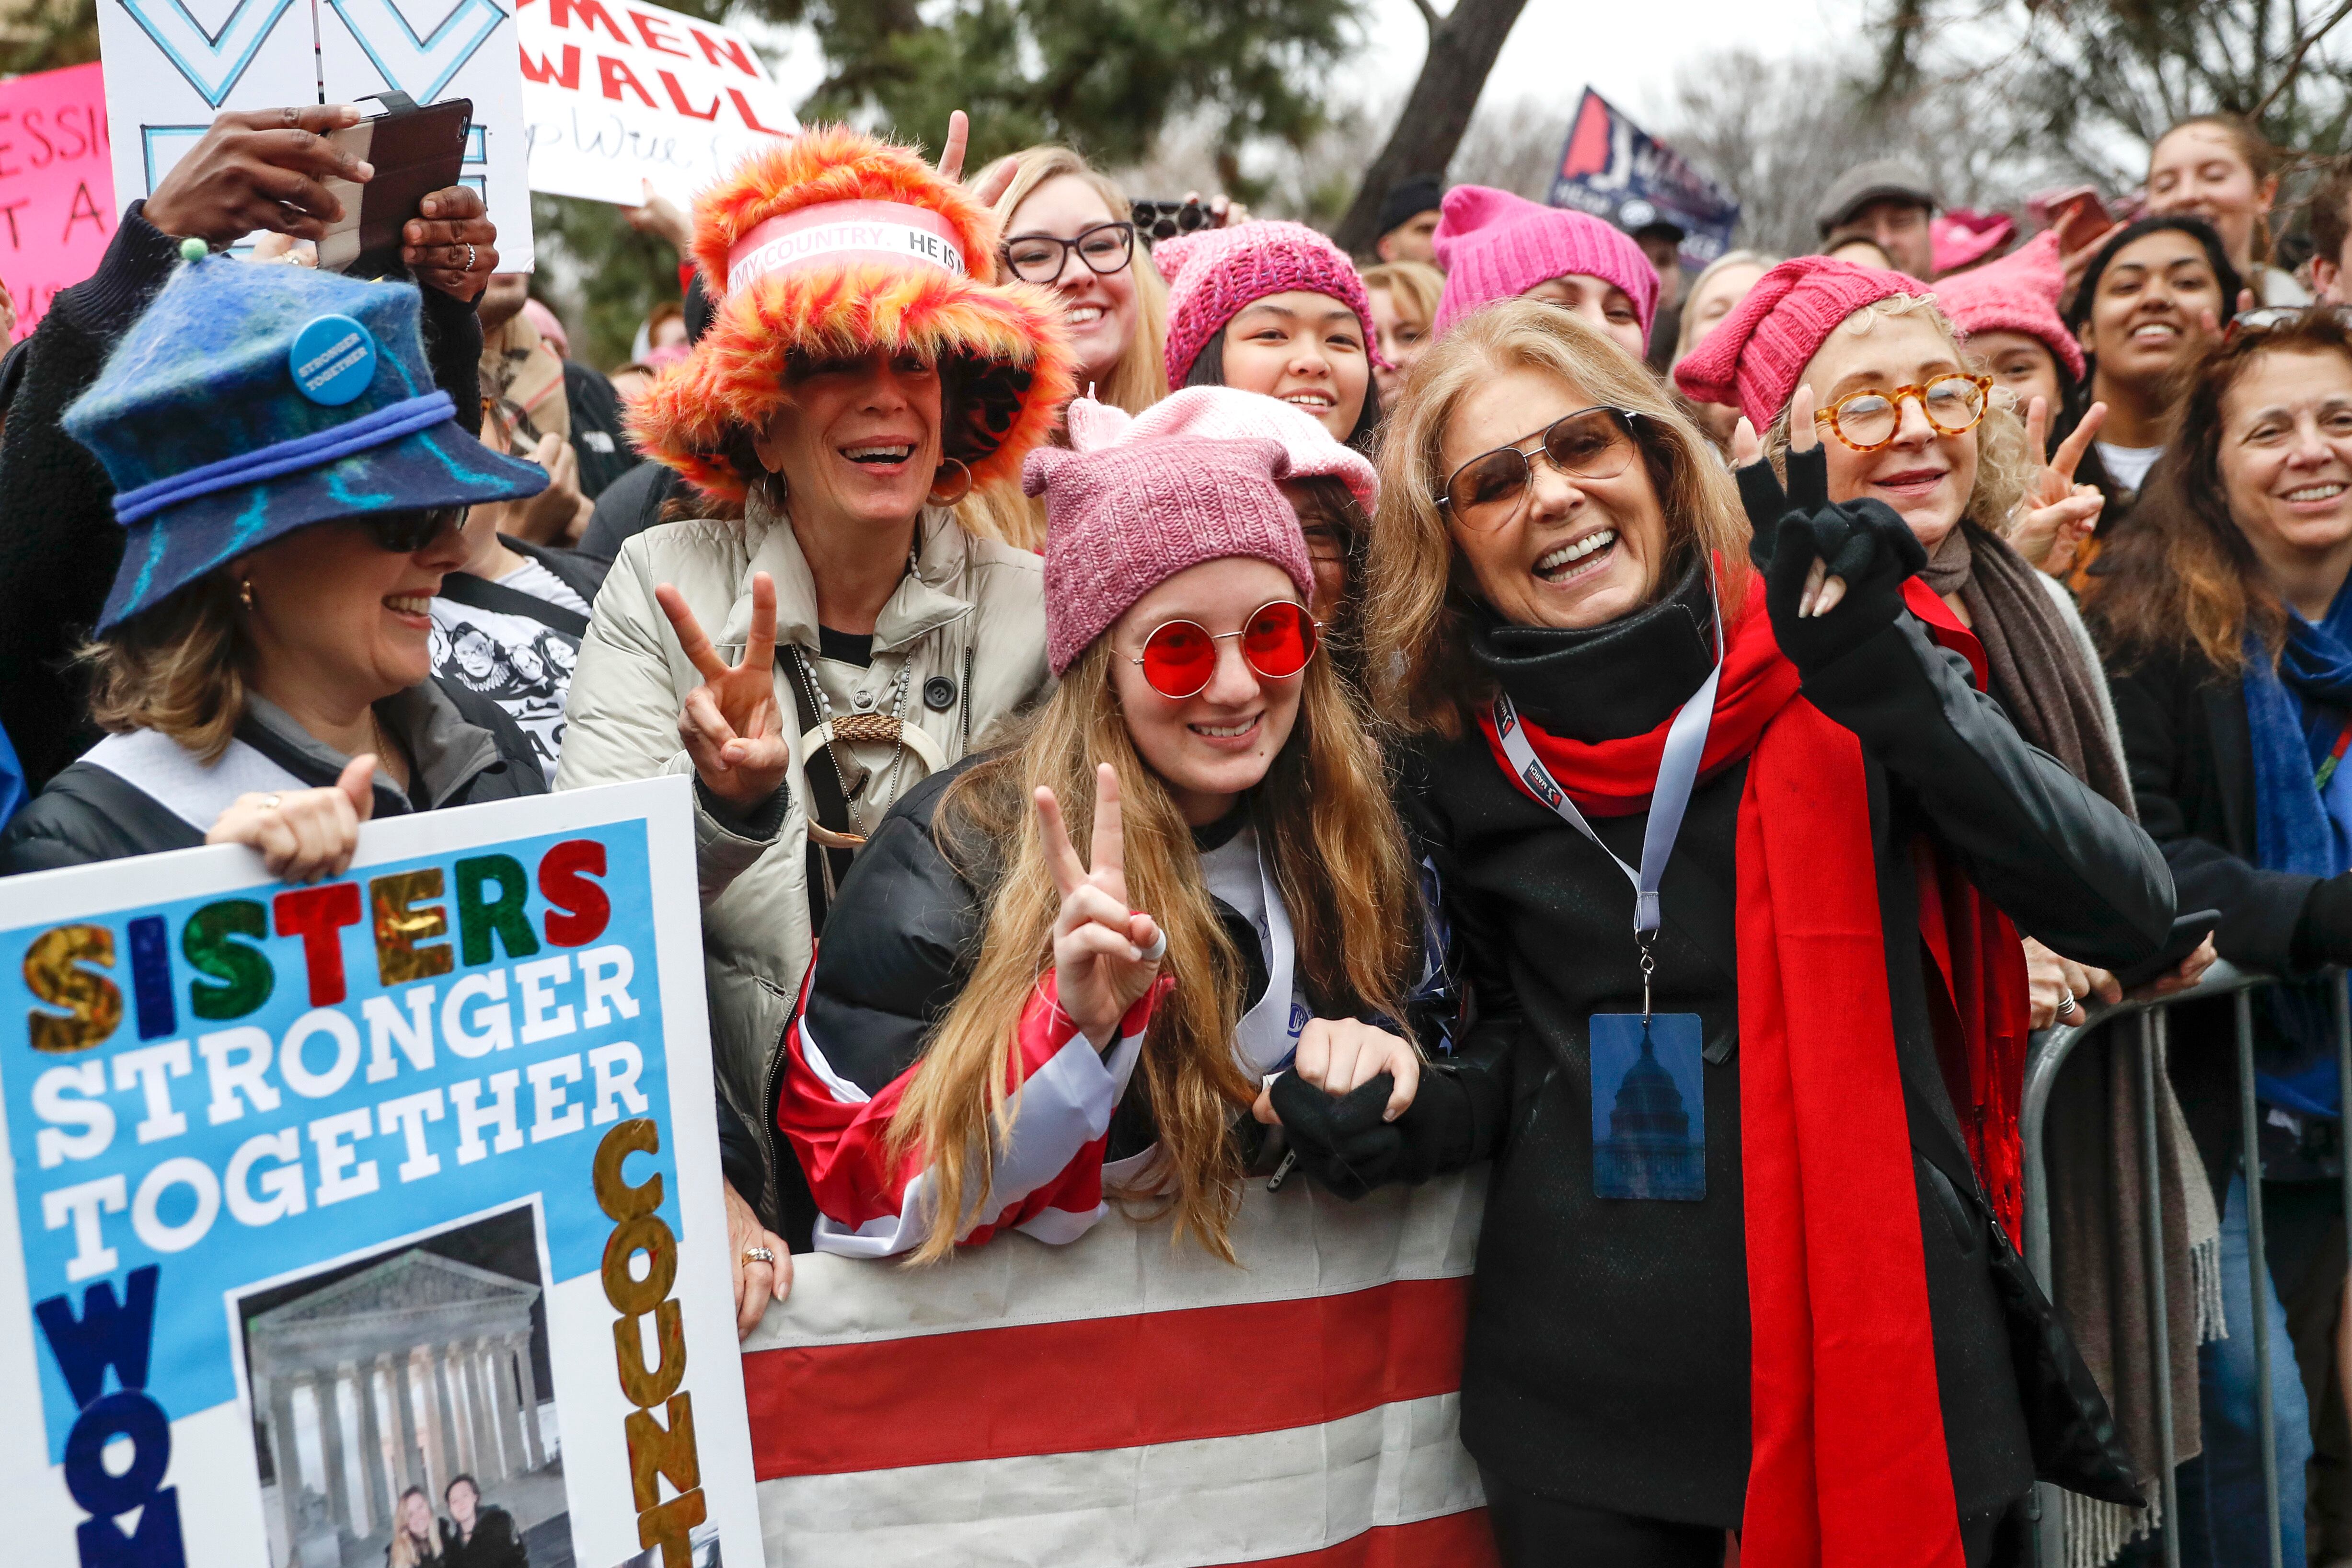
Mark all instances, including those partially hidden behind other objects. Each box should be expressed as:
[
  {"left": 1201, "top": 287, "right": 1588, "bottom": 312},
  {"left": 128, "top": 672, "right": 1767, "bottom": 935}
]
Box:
[
  {"left": 1064, "top": 386, "right": 1378, "bottom": 513},
  {"left": 1154, "top": 220, "right": 1390, "bottom": 386},
  {"left": 1025, "top": 435, "right": 1314, "bottom": 676},
  {"left": 1672, "top": 254, "right": 1918, "bottom": 430},
  {"left": 1931, "top": 230, "right": 2087, "bottom": 384},
  {"left": 1430, "top": 185, "right": 1661, "bottom": 340}
]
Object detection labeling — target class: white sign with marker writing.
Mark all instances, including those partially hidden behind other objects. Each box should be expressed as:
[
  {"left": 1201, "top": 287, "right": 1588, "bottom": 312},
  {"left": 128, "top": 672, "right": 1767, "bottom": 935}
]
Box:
[{"left": 516, "top": 0, "right": 795, "bottom": 208}]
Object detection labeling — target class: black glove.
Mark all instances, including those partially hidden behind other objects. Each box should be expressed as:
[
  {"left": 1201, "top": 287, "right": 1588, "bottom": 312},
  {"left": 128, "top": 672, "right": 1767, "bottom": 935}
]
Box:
[
  {"left": 1736, "top": 442, "right": 1928, "bottom": 673},
  {"left": 1269, "top": 1071, "right": 1404, "bottom": 1200},
  {"left": 2296, "top": 872, "right": 2352, "bottom": 967}
]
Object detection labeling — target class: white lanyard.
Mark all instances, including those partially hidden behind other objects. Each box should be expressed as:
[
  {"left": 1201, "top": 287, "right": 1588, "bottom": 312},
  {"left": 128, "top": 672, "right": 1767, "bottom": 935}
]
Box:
[{"left": 1488, "top": 590, "right": 1725, "bottom": 1014}]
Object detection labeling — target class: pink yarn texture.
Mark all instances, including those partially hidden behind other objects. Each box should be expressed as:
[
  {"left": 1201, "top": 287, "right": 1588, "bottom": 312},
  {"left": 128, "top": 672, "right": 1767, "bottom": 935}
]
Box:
[
  {"left": 1430, "top": 184, "right": 1661, "bottom": 340},
  {"left": 1064, "top": 386, "right": 1378, "bottom": 512},
  {"left": 1154, "top": 220, "right": 1388, "bottom": 386},
  {"left": 1024, "top": 435, "right": 1313, "bottom": 676},
  {"left": 1672, "top": 255, "right": 1920, "bottom": 429}
]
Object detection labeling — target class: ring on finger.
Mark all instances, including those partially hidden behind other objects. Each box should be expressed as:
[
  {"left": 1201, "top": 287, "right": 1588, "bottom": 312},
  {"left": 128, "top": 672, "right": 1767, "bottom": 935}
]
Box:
[
  {"left": 261, "top": 793, "right": 284, "bottom": 812},
  {"left": 742, "top": 1245, "right": 776, "bottom": 1266},
  {"left": 464, "top": 242, "right": 476, "bottom": 270},
  {"left": 2057, "top": 989, "right": 2080, "bottom": 1019}
]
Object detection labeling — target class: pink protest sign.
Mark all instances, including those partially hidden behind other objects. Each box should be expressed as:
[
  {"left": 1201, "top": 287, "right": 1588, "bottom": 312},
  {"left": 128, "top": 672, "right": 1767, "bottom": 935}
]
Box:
[{"left": 0, "top": 62, "right": 113, "bottom": 344}]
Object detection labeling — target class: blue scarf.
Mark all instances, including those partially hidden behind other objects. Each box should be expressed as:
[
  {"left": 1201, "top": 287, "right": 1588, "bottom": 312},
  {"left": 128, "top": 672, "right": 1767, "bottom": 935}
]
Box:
[{"left": 2245, "top": 582, "right": 2352, "bottom": 1115}]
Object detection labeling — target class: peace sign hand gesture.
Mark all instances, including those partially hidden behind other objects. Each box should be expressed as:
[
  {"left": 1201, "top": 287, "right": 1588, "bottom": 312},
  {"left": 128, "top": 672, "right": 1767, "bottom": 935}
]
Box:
[
  {"left": 1037, "top": 764, "right": 1164, "bottom": 1048},
  {"left": 2011, "top": 396, "right": 2107, "bottom": 575},
  {"left": 656, "top": 571, "right": 791, "bottom": 810}
]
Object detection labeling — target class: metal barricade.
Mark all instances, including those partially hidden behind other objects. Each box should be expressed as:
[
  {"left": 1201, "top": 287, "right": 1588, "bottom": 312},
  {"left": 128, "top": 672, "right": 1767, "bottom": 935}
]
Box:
[{"left": 2020, "top": 959, "right": 2352, "bottom": 1568}]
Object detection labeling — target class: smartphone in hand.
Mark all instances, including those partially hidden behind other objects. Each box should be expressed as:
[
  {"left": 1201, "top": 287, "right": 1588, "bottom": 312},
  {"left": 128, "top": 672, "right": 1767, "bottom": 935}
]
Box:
[{"left": 318, "top": 92, "right": 473, "bottom": 278}]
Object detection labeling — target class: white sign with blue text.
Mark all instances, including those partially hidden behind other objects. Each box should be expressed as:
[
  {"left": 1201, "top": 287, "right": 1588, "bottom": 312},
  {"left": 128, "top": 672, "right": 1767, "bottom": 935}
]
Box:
[
  {"left": 96, "top": 0, "right": 535, "bottom": 268},
  {"left": 0, "top": 777, "right": 753, "bottom": 1568}
]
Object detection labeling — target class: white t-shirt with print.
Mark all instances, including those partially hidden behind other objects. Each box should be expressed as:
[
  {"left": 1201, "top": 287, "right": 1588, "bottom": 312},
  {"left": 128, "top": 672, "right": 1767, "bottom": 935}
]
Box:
[{"left": 429, "top": 559, "right": 589, "bottom": 783}]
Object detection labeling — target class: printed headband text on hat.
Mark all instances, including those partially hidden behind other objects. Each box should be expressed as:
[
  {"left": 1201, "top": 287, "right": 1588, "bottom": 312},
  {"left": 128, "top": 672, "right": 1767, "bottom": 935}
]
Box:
[{"left": 727, "top": 199, "right": 968, "bottom": 291}]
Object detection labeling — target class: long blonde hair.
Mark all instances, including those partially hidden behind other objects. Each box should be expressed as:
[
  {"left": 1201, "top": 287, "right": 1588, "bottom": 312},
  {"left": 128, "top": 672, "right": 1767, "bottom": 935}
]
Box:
[
  {"left": 961, "top": 147, "right": 1171, "bottom": 548},
  {"left": 1759, "top": 291, "right": 2031, "bottom": 536},
  {"left": 1363, "top": 299, "right": 1748, "bottom": 737},
  {"left": 886, "top": 634, "right": 1419, "bottom": 1264}
]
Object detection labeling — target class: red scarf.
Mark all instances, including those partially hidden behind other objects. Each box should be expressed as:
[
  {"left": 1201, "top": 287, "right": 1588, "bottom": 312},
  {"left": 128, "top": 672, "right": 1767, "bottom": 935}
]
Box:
[{"left": 1476, "top": 571, "right": 2029, "bottom": 1567}]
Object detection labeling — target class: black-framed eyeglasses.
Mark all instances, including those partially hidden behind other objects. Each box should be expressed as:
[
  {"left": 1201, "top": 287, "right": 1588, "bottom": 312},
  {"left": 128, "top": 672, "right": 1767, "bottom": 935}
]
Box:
[
  {"left": 1000, "top": 221, "right": 1136, "bottom": 285},
  {"left": 1436, "top": 406, "right": 1643, "bottom": 527}
]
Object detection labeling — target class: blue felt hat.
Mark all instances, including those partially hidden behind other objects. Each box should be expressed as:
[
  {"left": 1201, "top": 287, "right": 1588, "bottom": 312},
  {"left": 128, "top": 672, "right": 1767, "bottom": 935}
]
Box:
[{"left": 65, "top": 255, "right": 551, "bottom": 630}]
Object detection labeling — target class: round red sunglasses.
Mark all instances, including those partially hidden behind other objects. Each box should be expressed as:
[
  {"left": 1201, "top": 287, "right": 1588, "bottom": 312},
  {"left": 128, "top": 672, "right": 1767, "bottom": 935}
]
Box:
[{"left": 1130, "top": 600, "right": 1321, "bottom": 699}]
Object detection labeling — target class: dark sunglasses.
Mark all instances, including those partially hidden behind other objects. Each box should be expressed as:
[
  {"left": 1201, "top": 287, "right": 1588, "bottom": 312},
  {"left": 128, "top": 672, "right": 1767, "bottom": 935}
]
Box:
[
  {"left": 1131, "top": 600, "right": 1320, "bottom": 699},
  {"left": 2230, "top": 302, "right": 2352, "bottom": 340},
  {"left": 366, "top": 507, "right": 465, "bottom": 553},
  {"left": 1000, "top": 221, "right": 1136, "bottom": 285},
  {"left": 1436, "top": 406, "right": 1642, "bottom": 527}
]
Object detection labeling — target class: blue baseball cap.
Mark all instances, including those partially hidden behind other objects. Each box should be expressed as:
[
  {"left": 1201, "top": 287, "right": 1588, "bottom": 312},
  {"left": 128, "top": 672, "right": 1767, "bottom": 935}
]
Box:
[{"left": 65, "top": 255, "right": 551, "bottom": 630}]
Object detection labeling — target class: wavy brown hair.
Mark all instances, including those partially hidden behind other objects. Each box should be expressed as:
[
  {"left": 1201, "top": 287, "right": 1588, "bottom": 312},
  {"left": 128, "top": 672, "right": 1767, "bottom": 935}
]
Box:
[
  {"left": 1362, "top": 298, "right": 1747, "bottom": 737},
  {"left": 884, "top": 632, "right": 1419, "bottom": 1264},
  {"left": 80, "top": 574, "right": 253, "bottom": 762},
  {"left": 2084, "top": 311, "right": 2352, "bottom": 674}
]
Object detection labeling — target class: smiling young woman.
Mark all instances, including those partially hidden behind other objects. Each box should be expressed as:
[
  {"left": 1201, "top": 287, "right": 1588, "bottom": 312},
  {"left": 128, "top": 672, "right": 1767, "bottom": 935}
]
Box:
[
  {"left": 2145, "top": 114, "right": 2306, "bottom": 308},
  {"left": 772, "top": 433, "right": 1423, "bottom": 1268},
  {"left": 555, "top": 127, "right": 1077, "bottom": 1308}
]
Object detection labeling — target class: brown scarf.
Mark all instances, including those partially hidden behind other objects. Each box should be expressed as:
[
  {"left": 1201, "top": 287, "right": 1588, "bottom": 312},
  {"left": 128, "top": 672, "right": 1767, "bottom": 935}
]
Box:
[
  {"left": 1927, "top": 520, "right": 2219, "bottom": 1563},
  {"left": 1924, "top": 522, "right": 2135, "bottom": 817}
]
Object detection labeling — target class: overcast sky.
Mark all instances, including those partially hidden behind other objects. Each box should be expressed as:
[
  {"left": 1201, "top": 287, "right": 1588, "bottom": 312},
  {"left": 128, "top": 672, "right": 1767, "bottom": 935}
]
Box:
[{"left": 1356, "top": 0, "right": 1842, "bottom": 124}]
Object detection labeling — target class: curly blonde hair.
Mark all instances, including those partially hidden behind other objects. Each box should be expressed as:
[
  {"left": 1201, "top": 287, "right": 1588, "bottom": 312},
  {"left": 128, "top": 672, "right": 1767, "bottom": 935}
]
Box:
[{"left": 1759, "top": 291, "right": 2031, "bottom": 537}]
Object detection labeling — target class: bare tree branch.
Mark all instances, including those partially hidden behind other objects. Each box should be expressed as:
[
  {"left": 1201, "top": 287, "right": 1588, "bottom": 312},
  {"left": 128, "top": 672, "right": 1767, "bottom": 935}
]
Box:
[
  {"left": 1408, "top": 0, "right": 1443, "bottom": 33},
  {"left": 2252, "top": 0, "right": 2352, "bottom": 121}
]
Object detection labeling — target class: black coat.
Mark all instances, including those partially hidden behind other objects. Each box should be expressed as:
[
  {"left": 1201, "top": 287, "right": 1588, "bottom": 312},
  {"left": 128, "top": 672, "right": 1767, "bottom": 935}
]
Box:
[
  {"left": 578, "top": 459, "right": 684, "bottom": 565},
  {"left": 1374, "top": 566, "right": 2174, "bottom": 1528},
  {"left": 0, "top": 204, "right": 485, "bottom": 794},
  {"left": 438, "top": 1505, "right": 526, "bottom": 1568},
  {"left": 2101, "top": 632, "right": 2336, "bottom": 1202},
  {"left": 0, "top": 681, "right": 545, "bottom": 875}
]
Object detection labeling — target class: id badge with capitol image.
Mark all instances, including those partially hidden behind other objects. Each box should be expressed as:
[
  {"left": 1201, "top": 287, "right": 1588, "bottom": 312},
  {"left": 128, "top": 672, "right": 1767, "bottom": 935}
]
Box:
[{"left": 1590, "top": 1011, "right": 1706, "bottom": 1201}]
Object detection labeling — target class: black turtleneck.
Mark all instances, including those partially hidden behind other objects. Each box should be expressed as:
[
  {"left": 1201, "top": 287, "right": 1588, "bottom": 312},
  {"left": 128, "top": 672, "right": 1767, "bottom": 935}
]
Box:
[{"left": 1469, "top": 555, "right": 1717, "bottom": 740}]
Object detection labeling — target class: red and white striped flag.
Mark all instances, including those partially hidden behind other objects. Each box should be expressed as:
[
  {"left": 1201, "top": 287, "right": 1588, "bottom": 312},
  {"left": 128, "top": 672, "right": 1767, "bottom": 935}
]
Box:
[{"left": 740, "top": 1170, "right": 1494, "bottom": 1566}]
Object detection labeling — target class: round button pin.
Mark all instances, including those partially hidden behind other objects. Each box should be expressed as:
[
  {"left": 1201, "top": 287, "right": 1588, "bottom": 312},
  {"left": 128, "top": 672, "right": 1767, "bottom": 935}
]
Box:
[{"left": 288, "top": 314, "right": 377, "bottom": 406}]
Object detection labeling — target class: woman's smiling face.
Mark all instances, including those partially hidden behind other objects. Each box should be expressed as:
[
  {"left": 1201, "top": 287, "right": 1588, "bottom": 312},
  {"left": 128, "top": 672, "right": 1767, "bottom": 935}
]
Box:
[
  {"left": 2080, "top": 230, "right": 2224, "bottom": 393},
  {"left": 1801, "top": 310, "right": 1979, "bottom": 550},
  {"left": 2219, "top": 347, "right": 2352, "bottom": 580},
  {"left": 1003, "top": 173, "right": 1138, "bottom": 392},
  {"left": 1439, "top": 364, "right": 1671, "bottom": 631},
  {"left": 1217, "top": 291, "right": 1371, "bottom": 440}
]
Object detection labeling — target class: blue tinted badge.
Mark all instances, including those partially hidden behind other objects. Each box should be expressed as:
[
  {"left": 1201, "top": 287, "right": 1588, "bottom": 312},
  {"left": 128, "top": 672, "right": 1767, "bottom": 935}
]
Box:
[
  {"left": 1591, "top": 1011, "right": 1706, "bottom": 1201},
  {"left": 288, "top": 313, "right": 377, "bottom": 405}
]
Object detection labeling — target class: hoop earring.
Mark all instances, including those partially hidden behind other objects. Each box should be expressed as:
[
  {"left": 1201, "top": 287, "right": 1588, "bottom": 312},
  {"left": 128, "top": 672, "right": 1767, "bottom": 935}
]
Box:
[{"left": 927, "top": 456, "right": 973, "bottom": 508}]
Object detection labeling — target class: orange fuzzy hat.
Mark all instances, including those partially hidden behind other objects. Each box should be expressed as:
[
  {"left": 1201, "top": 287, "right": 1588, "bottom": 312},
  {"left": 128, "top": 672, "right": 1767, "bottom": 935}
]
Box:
[{"left": 628, "top": 125, "right": 1077, "bottom": 502}]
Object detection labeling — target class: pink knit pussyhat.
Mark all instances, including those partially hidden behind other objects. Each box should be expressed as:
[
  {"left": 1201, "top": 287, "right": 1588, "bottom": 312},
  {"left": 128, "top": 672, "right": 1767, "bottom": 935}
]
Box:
[
  {"left": 1672, "top": 255, "right": 1920, "bottom": 431},
  {"left": 1025, "top": 435, "right": 1314, "bottom": 676},
  {"left": 1065, "top": 386, "right": 1378, "bottom": 512},
  {"left": 1154, "top": 220, "right": 1390, "bottom": 385},
  {"left": 1932, "top": 231, "right": 2086, "bottom": 383},
  {"left": 1429, "top": 185, "right": 1661, "bottom": 340}
]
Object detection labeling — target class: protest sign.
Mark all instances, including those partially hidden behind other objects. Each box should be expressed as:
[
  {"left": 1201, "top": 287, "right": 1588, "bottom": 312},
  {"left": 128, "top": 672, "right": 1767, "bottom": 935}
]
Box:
[
  {"left": 0, "top": 63, "right": 114, "bottom": 344},
  {"left": 516, "top": 0, "right": 796, "bottom": 207},
  {"left": 95, "top": 0, "right": 536, "bottom": 268},
  {"left": 0, "top": 777, "right": 755, "bottom": 1568},
  {"left": 1550, "top": 87, "right": 1741, "bottom": 269}
]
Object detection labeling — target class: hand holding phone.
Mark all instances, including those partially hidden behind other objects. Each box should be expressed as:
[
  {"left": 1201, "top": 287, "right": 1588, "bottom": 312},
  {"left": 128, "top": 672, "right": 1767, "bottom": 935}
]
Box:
[{"left": 317, "top": 92, "right": 473, "bottom": 277}]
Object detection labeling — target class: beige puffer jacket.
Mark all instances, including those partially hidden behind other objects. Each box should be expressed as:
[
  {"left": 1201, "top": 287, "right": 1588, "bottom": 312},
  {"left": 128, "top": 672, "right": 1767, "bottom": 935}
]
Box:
[{"left": 555, "top": 495, "right": 1050, "bottom": 1138}]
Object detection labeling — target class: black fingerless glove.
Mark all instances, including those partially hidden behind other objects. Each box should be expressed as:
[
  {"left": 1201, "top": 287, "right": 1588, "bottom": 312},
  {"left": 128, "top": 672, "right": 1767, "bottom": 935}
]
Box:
[
  {"left": 1269, "top": 1072, "right": 1406, "bottom": 1200},
  {"left": 1736, "top": 444, "right": 1928, "bottom": 674}
]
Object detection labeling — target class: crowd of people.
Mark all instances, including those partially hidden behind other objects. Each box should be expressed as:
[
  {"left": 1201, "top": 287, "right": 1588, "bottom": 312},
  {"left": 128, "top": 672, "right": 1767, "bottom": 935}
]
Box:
[{"left": 14, "top": 92, "right": 2352, "bottom": 1568}]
